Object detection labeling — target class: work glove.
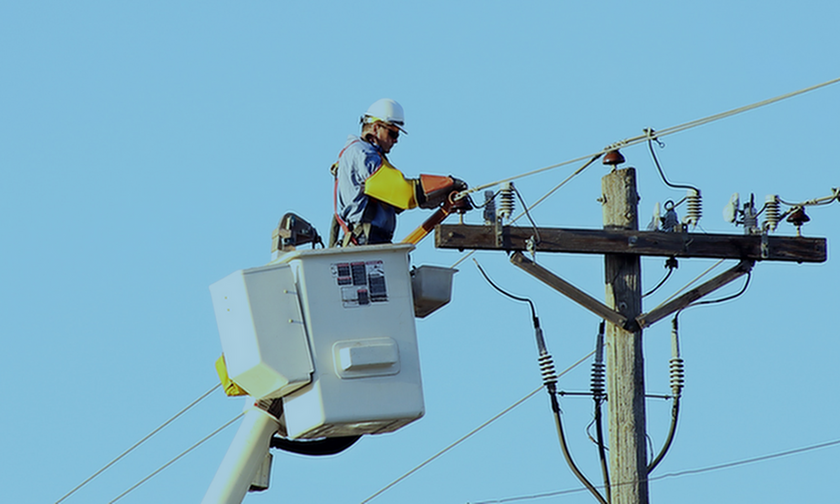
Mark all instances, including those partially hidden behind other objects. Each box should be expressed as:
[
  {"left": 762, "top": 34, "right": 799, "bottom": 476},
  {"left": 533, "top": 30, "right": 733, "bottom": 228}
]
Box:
[
  {"left": 416, "top": 175, "right": 470, "bottom": 209},
  {"left": 450, "top": 176, "right": 468, "bottom": 193}
]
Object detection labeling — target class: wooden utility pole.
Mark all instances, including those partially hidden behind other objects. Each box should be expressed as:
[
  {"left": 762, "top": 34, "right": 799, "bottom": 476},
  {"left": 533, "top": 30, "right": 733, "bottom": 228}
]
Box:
[
  {"left": 601, "top": 168, "right": 648, "bottom": 504},
  {"left": 432, "top": 155, "right": 827, "bottom": 504}
]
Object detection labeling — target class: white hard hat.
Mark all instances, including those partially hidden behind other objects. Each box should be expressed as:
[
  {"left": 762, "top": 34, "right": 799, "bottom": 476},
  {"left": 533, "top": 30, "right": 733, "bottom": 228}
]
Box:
[{"left": 361, "top": 98, "right": 407, "bottom": 133}]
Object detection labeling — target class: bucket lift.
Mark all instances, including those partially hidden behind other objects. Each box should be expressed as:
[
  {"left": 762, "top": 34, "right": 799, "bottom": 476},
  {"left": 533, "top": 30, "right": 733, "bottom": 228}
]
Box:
[{"left": 202, "top": 212, "right": 459, "bottom": 504}]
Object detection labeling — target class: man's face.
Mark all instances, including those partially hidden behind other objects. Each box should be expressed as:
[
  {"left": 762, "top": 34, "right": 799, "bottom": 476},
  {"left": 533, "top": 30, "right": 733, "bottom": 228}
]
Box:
[{"left": 372, "top": 122, "right": 399, "bottom": 153}]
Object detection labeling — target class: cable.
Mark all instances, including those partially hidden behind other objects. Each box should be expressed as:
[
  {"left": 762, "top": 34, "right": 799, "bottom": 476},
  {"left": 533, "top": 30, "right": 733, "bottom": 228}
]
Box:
[
  {"left": 647, "top": 315, "right": 684, "bottom": 474},
  {"left": 108, "top": 412, "right": 245, "bottom": 503},
  {"left": 462, "top": 77, "right": 840, "bottom": 196},
  {"left": 55, "top": 383, "right": 221, "bottom": 504},
  {"left": 359, "top": 387, "right": 542, "bottom": 504},
  {"left": 550, "top": 392, "right": 608, "bottom": 504},
  {"left": 473, "top": 259, "right": 538, "bottom": 324},
  {"left": 778, "top": 187, "right": 840, "bottom": 207},
  {"left": 642, "top": 263, "right": 675, "bottom": 298},
  {"left": 591, "top": 321, "right": 610, "bottom": 503},
  {"left": 450, "top": 77, "right": 840, "bottom": 269},
  {"left": 473, "top": 260, "right": 606, "bottom": 504},
  {"left": 646, "top": 275, "right": 750, "bottom": 475},
  {"left": 449, "top": 155, "right": 602, "bottom": 270},
  {"left": 509, "top": 154, "right": 603, "bottom": 227},
  {"left": 513, "top": 185, "right": 541, "bottom": 248},
  {"left": 647, "top": 138, "right": 700, "bottom": 193},
  {"left": 652, "top": 259, "right": 725, "bottom": 309},
  {"left": 360, "top": 350, "right": 597, "bottom": 504},
  {"left": 687, "top": 270, "right": 751, "bottom": 308},
  {"left": 469, "top": 438, "right": 840, "bottom": 504}
]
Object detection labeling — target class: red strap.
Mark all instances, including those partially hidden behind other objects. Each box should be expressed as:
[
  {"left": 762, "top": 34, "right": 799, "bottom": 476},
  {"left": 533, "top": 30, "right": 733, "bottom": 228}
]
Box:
[
  {"left": 334, "top": 177, "right": 355, "bottom": 244},
  {"left": 337, "top": 139, "right": 360, "bottom": 159}
]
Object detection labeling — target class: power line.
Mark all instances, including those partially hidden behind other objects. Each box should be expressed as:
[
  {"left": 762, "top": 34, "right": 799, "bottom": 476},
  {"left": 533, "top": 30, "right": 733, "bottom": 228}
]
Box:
[
  {"left": 464, "top": 76, "right": 840, "bottom": 194},
  {"left": 360, "top": 350, "right": 597, "bottom": 504},
  {"left": 450, "top": 77, "right": 840, "bottom": 269},
  {"left": 469, "top": 438, "right": 840, "bottom": 503},
  {"left": 108, "top": 412, "right": 245, "bottom": 503},
  {"left": 78, "top": 77, "right": 840, "bottom": 503},
  {"left": 449, "top": 154, "right": 602, "bottom": 269},
  {"left": 55, "top": 383, "right": 221, "bottom": 504},
  {"left": 651, "top": 259, "right": 725, "bottom": 308}
]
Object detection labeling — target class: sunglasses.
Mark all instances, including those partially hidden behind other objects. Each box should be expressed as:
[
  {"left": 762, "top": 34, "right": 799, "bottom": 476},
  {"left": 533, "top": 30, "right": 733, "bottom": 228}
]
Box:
[{"left": 382, "top": 126, "right": 399, "bottom": 140}]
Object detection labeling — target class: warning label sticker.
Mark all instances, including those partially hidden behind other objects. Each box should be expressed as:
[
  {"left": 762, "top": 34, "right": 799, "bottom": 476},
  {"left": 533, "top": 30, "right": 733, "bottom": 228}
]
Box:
[{"left": 330, "top": 260, "right": 388, "bottom": 307}]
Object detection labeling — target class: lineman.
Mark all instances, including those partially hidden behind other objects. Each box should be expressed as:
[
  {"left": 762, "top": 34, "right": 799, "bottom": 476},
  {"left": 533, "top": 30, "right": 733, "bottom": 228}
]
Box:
[{"left": 330, "top": 98, "right": 467, "bottom": 246}]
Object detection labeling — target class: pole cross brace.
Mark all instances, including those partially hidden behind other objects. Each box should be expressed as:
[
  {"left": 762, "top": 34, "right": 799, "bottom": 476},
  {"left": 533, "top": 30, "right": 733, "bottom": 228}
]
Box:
[
  {"left": 510, "top": 252, "right": 631, "bottom": 330},
  {"left": 511, "top": 253, "right": 755, "bottom": 332},
  {"left": 636, "top": 259, "right": 754, "bottom": 329}
]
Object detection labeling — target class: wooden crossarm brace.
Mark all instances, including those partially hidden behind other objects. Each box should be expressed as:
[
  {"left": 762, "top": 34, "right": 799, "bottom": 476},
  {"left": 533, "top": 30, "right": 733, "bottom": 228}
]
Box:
[
  {"left": 510, "top": 252, "right": 629, "bottom": 329},
  {"left": 636, "top": 259, "right": 755, "bottom": 329}
]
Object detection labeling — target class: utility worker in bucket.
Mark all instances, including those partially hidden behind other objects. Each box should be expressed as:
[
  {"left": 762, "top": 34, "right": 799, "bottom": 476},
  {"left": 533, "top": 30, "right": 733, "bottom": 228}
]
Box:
[{"left": 330, "top": 98, "right": 468, "bottom": 246}]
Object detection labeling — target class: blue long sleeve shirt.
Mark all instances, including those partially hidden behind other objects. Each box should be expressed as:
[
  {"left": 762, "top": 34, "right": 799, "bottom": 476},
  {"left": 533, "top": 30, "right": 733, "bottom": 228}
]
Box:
[{"left": 335, "top": 135, "right": 398, "bottom": 237}]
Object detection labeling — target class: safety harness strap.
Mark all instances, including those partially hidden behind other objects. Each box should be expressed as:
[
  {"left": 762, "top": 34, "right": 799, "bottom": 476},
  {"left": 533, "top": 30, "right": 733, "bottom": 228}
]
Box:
[{"left": 332, "top": 139, "right": 363, "bottom": 246}]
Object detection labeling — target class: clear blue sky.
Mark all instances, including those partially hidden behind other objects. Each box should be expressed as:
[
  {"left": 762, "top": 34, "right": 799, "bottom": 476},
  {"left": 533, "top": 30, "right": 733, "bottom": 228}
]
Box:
[{"left": 2, "top": 2, "right": 838, "bottom": 503}]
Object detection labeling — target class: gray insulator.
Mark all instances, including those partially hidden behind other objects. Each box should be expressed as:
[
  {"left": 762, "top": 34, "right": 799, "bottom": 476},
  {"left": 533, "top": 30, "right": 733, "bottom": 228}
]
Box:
[
  {"left": 669, "top": 358, "right": 685, "bottom": 395},
  {"left": 764, "top": 194, "right": 780, "bottom": 232},
  {"left": 497, "top": 182, "right": 515, "bottom": 222},
  {"left": 662, "top": 208, "right": 680, "bottom": 232},
  {"left": 685, "top": 189, "right": 702, "bottom": 228},
  {"left": 590, "top": 361, "right": 606, "bottom": 399},
  {"left": 483, "top": 190, "right": 496, "bottom": 225},
  {"left": 539, "top": 352, "right": 557, "bottom": 387},
  {"left": 743, "top": 204, "right": 760, "bottom": 235}
]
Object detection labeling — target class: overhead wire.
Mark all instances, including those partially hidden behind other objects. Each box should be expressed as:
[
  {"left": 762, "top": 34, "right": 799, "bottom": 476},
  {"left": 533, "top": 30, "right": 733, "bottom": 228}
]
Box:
[
  {"left": 647, "top": 137, "right": 700, "bottom": 193},
  {"left": 359, "top": 387, "right": 542, "bottom": 504},
  {"left": 686, "top": 270, "right": 752, "bottom": 308},
  {"left": 461, "top": 77, "right": 840, "bottom": 196},
  {"left": 360, "top": 350, "right": 597, "bottom": 504},
  {"left": 450, "top": 77, "right": 840, "bottom": 270},
  {"left": 54, "top": 78, "right": 840, "bottom": 504},
  {"left": 432, "top": 79, "right": 840, "bottom": 504},
  {"left": 449, "top": 154, "right": 602, "bottom": 269},
  {"left": 645, "top": 269, "right": 750, "bottom": 474},
  {"left": 97, "top": 77, "right": 839, "bottom": 501},
  {"left": 513, "top": 185, "right": 541, "bottom": 248},
  {"left": 108, "top": 412, "right": 245, "bottom": 503},
  {"left": 467, "top": 272, "right": 751, "bottom": 504},
  {"left": 590, "top": 321, "right": 610, "bottom": 502},
  {"left": 469, "top": 438, "right": 840, "bottom": 504},
  {"left": 651, "top": 259, "right": 725, "bottom": 309},
  {"left": 647, "top": 316, "right": 683, "bottom": 474},
  {"left": 778, "top": 187, "right": 840, "bottom": 207},
  {"left": 642, "top": 265, "right": 675, "bottom": 298},
  {"left": 402, "top": 77, "right": 839, "bottom": 501},
  {"left": 473, "top": 259, "right": 606, "bottom": 504},
  {"left": 54, "top": 383, "right": 221, "bottom": 504}
]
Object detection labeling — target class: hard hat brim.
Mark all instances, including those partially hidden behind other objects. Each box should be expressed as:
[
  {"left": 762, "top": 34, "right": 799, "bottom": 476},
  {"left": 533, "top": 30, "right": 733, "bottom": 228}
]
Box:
[{"left": 362, "top": 115, "right": 408, "bottom": 134}]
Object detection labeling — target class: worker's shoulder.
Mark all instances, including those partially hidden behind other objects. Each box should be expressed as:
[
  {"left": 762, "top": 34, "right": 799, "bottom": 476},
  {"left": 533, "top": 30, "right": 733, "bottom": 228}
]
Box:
[{"left": 341, "top": 135, "right": 381, "bottom": 163}]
